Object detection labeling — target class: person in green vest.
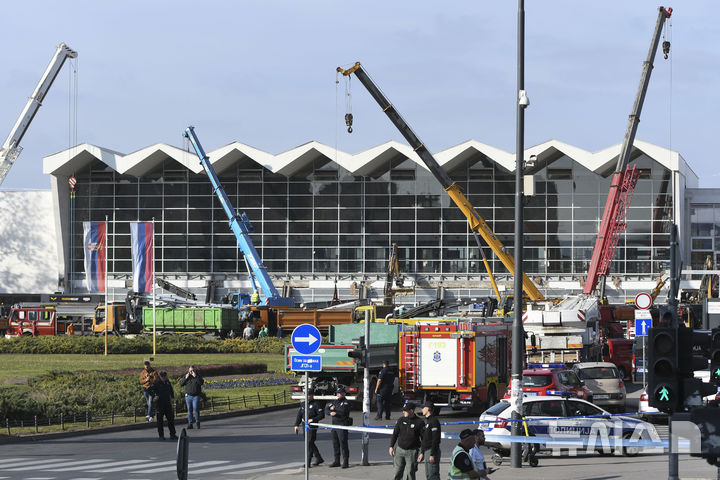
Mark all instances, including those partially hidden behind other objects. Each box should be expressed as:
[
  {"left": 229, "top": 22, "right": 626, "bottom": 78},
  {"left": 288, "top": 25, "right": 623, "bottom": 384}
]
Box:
[
  {"left": 448, "top": 429, "right": 482, "bottom": 480},
  {"left": 250, "top": 291, "right": 260, "bottom": 305},
  {"left": 258, "top": 325, "right": 269, "bottom": 338}
]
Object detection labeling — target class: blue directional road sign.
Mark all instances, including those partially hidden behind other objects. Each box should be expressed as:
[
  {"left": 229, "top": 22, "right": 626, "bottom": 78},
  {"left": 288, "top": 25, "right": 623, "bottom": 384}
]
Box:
[
  {"left": 291, "top": 355, "right": 322, "bottom": 372},
  {"left": 635, "top": 314, "right": 653, "bottom": 337},
  {"left": 291, "top": 323, "right": 321, "bottom": 355}
]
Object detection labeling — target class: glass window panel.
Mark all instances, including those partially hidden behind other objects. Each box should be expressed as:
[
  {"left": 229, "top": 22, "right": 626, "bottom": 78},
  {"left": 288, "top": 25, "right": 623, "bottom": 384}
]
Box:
[
  {"left": 366, "top": 236, "right": 389, "bottom": 248},
  {"left": 339, "top": 195, "right": 362, "bottom": 207},
  {"left": 239, "top": 196, "right": 263, "bottom": 208},
  {"left": 366, "top": 222, "right": 389, "bottom": 234},
  {"left": 416, "top": 259, "right": 439, "bottom": 273},
  {"left": 314, "top": 197, "right": 337, "bottom": 208},
  {"left": 289, "top": 260, "right": 311, "bottom": 272},
  {"left": 692, "top": 238, "right": 713, "bottom": 250},
  {"left": 263, "top": 235, "right": 286, "bottom": 247},
  {"left": 366, "top": 196, "right": 389, "bottom": 208},
  {"left": 364, "top": 261, "right": 385, "bottom": 273},
  {"left": 289, "top": 236, "right": 312, "bottom": 246},
  {"left": 163, "top": 223, "right": 187, "bottom": 234},
  {"left": 444, "top": 222, "right": 468, "bottom": 234},
  {"left": 366, "top": 210, "right": 388, "bottom": 221},
  {"left": 417, "top": 208, "right": 441, "bottom": 220},
  {"left": 289, "top": 183, "right": 312, "bottom": 195},
  {"left": 340, "top": 247, "right": 363, "bottom": 260},
  {"left": 264, "top": 222, "right": 287, "bottom": 234},
  {"left": 164, "top": 209, "right": 187, "bottom": 221},
  {"left": 314, "top": 209, "right": 338, "bottom": 221},
  {"left": 263, "top": 248, "right": 287, "bottom": 259},
  {"left": 289, "top": 247, "right": 312, "bottom": 258},
  {"left": 264, "top": 196, "right": 286, "bottom": 209},
  {"left": 340, "top": 261, "right": 362, "bottom": 272},
  {"left": 366, "top": 183, "right": 389, "bottom": 194},
  {"left": 188, "top": 247, "right": 211, "bottom": 259},
  {"left": 315, "top": 223, "right": 338, "bottom": 234},
  {"left": 289, "top": 222, "right": 312, "bottom": 234},
  {"left": 392, "top": 196, "right": 415, "bottom": 207},
  {"left": 314, "top": 236, "right": 337, "bottom": 247},
  {"left": 417, "top": 195, "right": 441, "bottom": 207},
  {"left": 392, "top": 222, "right": 415, "bottom": 234},
  {"left": 188, "top": 222, "right": 212, "bottom": 234},
  {"left": 340, "top": 209, "right": 363, "bottom": 220},
  {"left": 574, "top": 221, "right": 597, "bottom": 234},
  {"left": 164, "top": 260, "right": 187, "bottom": 273},
  {"left": 139, "top": 183, "right": 163, "bottom": 195},
  {"left": 417, "top": 222, "right": 440, "bottom": 234},
  {"left": 213, "top": 260, "right": 237, "bottom": 272},
  {"left": 290, "top": 196, "right": 313, "bottom": 208},
  {"left": 443, "top": 260, "right": 466, "bottom": 273},
  {"left": 340, "top": 223, "right": 363, "bottom": 234},
  {"left": 264, "top": 183, "right": 287, "bottom": 195},
  {"left": 188, "top": 209, "right": 211, "bottom": 221},
  {"left": 340, "top": 183, "right": 361, "bottom": 195}
]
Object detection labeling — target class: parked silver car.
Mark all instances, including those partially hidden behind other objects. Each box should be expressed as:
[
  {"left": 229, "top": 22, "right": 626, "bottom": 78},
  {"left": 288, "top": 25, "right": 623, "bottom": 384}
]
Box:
[{"left": 571, "top": 362, "right": 626, "bottom": 412}]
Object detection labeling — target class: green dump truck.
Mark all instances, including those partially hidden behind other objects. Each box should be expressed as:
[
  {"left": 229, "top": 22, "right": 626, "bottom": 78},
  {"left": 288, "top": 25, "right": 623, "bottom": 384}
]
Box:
[
  {"left": 141, "top": 306, "right": 240, "bottom": 337},
  {"left": 284, "top": 322, "right": 399, "bottom": 402}
]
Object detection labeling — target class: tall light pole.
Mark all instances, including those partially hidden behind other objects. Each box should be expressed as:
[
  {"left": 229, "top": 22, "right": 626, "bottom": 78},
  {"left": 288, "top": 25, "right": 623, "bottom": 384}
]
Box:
[{"left": 511, "top": 0, "right": 528, "bottom": 468}]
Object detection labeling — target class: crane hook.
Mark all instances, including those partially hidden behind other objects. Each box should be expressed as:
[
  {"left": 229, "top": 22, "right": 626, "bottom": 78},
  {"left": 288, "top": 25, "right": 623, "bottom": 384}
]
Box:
[
  {"left": 662, "top": 40, "right": 670, "bottom": 59},
  {"left": 344, "top": 113, "right": 354, "bottom": 134}
]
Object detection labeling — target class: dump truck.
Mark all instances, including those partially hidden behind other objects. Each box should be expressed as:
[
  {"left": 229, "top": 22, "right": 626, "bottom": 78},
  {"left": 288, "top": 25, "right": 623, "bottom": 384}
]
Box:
[
  {"left": 141, "top": 306, "right": 240, "bottom": 337},
  {"left": 91, "top": 303, "right": 142, "bottom": 334},
  {"left": 284, "top": 322, "right": 399, "bottom": 402}
]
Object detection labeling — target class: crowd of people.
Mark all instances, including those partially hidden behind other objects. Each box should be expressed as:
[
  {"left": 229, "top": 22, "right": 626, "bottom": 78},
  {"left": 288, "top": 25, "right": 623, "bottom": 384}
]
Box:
[{"left": 293, "top": 371, "right": 493, "bottom": 480}]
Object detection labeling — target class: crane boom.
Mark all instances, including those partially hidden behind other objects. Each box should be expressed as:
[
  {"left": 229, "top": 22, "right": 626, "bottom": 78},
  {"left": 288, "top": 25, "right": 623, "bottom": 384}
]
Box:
[
  {"left": 184, "top": 126, "right": 293, "bottom": 307},
  {"left": 0, "top": 42, "right": 77, "bottom": 187},
  {"left": 583, "top": 6, "right": 672, "bottom": 296},
  {"left": 337, "top": 62, "right": 544, "bottom": 302}
]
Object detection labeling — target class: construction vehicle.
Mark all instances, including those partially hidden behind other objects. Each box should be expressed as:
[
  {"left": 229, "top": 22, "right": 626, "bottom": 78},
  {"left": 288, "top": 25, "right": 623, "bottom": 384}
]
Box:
[
  {"left": 0, "top": 43, "right": 77, "bottom": 187},
  {"left": 91, "top": 302, "right": 140, "bottom": 334},
  {"left": 284, "top": 322, "right": 399, "bottom": 401},
  {"left": 141, "top": 306, "right": 240, "bottom": 337},
  {"left": 184, "top": 126, "right": 294, "bottom": 308},
  {"left": 383, "top": 243, "right": 414, "bottom": 305},
  {"left": 523, "top": 7, "right": 672, "bottom": 363},
  {"left": 398, "top": 320, "right": 511, "bottom": 410},
  {"left": 337, "top": 62, "right": 541, "bottom": 303}
]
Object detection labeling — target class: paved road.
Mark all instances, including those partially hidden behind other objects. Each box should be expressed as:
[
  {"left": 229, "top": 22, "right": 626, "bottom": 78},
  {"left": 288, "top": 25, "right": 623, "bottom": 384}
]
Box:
[{"left": 0, "top": 405, "right": 717, "bottom": 480}]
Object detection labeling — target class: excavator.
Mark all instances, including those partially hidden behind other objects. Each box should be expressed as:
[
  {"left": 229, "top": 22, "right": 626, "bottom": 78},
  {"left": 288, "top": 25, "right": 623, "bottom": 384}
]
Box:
[{"left": 336, "top": 63, "right": 538, "bottom": 306}]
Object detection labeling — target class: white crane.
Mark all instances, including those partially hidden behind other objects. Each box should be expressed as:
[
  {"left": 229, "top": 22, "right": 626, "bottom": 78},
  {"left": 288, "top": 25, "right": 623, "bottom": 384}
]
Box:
[{"left": 0, "top": 42, "right": 77, "bottom": 187}]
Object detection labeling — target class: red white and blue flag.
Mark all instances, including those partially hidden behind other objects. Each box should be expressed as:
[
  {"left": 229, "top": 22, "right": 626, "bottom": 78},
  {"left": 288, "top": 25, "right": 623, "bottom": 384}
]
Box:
[
  {"left": 83, "top": 221, "right": 106, "bottom": 292},
  {"left": 130, "top": 222, "right": 154, "bottom": 293}
]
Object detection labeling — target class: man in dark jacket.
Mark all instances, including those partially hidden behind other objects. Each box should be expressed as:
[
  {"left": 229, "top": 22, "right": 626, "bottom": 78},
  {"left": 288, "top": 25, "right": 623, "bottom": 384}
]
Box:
[
  {"left": 327, "top": 386, "right": 351, "bottom": 468},
  {"left": 374, "top": 360, "right": 395, "bottom": 420},
  {"left": 179, "top": 365, "right": 204, "bottom": 429},
  {"left": 146, "top": 371, "right": 177, "bottom": 440},
  {"left": 389, "top": 402, "right": 425, "bottom": 480},
  {"left": 420, "top": 401, "right": 441, "bottom": 480},
  {"left": 293, "top": 388, "right": 325, "bottom": 466}
]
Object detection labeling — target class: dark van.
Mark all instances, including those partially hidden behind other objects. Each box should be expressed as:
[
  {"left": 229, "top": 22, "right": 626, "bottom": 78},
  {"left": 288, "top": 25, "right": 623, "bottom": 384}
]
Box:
[{"left": 601, "top": 338, "right": 633, "bottom": 379}]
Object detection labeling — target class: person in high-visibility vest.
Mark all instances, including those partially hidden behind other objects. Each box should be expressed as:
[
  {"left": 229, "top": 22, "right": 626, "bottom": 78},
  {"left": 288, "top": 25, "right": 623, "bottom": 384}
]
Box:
[
  {"left": 250, "top": 291, "right": 260, "bottom": 305},
  {"left": 448, "top": 429, "right": 482, "bottom": 480}
]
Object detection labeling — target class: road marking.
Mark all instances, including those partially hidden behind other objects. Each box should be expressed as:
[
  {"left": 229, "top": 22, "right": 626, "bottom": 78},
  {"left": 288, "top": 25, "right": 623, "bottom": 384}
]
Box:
[
  {"left": 4, "top": 459, "right": 111, "bottom": 471},
  {"left": 190, "top": 461, "right": 269, "bottom": 474},
  {"left": 87, "top": 460, "right": 176, "bottom": 473},
  {"left": 53, "top": 459, "right": 152, "bottom": 472},
  {"left": 0, "top": 459, "right": 34, "bottom": 468},
  {"left": 222, "top": 462, "right": 304, "bottom": 476},
  {"left": 141, "top": 460, "right": 228, "bottom": 473}
]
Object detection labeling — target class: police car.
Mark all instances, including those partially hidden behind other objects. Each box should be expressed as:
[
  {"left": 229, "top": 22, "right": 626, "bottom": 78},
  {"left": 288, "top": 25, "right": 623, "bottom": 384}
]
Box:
[{"left": 478, "top": 395, "right": 658, "bottom": 457}]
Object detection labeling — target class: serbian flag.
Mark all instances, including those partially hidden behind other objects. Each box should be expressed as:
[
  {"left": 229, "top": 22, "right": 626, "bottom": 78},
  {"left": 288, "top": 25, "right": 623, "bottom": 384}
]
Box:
[
  {"left": 131, "top": 222, "right": 154, "bottom": 293},
  {"left": 83, "top": 221, "right": 106, "bottom": 292}
]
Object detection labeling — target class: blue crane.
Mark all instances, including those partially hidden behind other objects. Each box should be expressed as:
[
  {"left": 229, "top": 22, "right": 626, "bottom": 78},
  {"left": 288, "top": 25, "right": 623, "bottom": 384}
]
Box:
[{"left": 184, "top": 126, "right": 294, "bottom": 307}]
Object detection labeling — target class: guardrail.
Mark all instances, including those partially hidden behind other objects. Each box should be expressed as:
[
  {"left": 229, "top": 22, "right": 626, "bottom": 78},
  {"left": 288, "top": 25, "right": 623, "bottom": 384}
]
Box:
[{"left": 1, "top": 389, "right": 292, "bottom": 436}]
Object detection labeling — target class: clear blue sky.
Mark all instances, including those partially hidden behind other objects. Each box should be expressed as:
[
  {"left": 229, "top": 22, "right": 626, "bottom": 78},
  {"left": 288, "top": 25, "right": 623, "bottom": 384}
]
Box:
[{"left": 1, "top": 1, "right": 717, "bottom": 190}]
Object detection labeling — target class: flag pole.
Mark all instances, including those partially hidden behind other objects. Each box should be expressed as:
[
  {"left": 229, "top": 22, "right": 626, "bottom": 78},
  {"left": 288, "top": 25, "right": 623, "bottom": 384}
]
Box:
[
  {"left": 152, "top": 217, "right": 156, "bottom": 358},
  {"left": 104, "top": 215, "right": 108, "bottom": 356}
]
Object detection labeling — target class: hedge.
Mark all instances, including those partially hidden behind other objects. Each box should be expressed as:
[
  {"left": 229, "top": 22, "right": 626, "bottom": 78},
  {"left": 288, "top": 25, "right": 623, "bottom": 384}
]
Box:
[{"left": 0, "top": 335, "right": 289, "bottom": 355}]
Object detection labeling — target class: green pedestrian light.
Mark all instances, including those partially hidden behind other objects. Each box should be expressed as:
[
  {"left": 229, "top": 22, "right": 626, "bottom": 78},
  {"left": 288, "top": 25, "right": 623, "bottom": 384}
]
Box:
[{"left": 657, "top": 387, "right": 670, "bottom": 402}]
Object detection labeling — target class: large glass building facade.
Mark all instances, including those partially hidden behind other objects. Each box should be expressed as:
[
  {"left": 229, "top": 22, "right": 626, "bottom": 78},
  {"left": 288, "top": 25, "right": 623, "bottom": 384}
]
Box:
[{"left": 45, "top": 139, "right": 698, "bottom": 303}]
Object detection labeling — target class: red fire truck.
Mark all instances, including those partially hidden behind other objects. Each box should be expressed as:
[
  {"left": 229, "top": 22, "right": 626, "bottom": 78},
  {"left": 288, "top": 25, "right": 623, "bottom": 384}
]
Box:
[
  {"left": 399, "top": 321, "right": 511, "bottom": 410},
  {"left": 6, "top": 305, "right": 72, "bottom": 336}
]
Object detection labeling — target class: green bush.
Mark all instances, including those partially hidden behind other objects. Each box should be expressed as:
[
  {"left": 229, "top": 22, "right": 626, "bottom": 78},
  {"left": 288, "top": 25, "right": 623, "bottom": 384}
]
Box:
[{"left": 0, "top": 335, "right": 289, "bottom": 355}]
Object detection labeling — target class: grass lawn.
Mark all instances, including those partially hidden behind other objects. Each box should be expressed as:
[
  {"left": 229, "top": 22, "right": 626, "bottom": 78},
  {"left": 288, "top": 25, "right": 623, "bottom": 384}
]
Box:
[{"left": 0, "top": 353, "right": 286, "bottom": 382}]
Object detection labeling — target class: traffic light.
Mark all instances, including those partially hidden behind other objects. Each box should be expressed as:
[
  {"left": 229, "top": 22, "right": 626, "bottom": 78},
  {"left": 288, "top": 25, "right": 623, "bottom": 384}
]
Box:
[
  {"left": 348, "top": 335, "right": 367, "bottom": 367},
  {"left": 711, "top": 329, "right": 720, "bottom": 386},
  {"left": 657, "top": 304, "right": 678, "bottom": 327},
  {"left": 678, "top": 328, "right": 716, "bottom": 407},
  {"left": 647, "top": 326, "right": 680, "bottom": 412}
]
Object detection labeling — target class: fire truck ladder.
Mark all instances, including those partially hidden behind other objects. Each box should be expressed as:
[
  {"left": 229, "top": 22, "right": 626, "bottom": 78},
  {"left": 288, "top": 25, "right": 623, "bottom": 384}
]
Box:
[{"left": 403, "top": 330, "right": 419, "bottom": 392}]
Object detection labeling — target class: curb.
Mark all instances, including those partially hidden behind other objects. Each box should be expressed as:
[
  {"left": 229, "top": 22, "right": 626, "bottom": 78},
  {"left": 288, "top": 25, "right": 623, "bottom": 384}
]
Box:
[{"left": 0, "top": 403, "right": 295, "bottom": 444}]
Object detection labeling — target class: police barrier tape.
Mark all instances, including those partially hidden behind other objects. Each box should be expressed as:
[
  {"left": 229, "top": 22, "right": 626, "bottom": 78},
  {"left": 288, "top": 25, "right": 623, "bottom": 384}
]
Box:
[{"left": 309, "top": 417, "right": 669, "bottom": 450}]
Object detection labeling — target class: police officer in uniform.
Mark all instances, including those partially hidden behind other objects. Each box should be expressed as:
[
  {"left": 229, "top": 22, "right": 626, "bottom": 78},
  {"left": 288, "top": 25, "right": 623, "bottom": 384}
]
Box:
[
  {"left": 375, "top": 359, "right": 395, "bottom": 420},
  {"left": 389, "top": 402, "right": 425, "bottom": 480},
  {"left": 448, "top": 429, "right": 482, "bottom": 479},
  {"left": 327, "top": 386, "right": 351, "bottom": 468},
  {"left": 294, "top": 388, "right": 325, "bottom": 466}
]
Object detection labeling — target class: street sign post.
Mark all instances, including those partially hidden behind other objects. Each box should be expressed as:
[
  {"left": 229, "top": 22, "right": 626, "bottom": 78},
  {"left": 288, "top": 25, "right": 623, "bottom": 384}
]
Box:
[
  {"left": 290, "top": 355, "right": 322, "bottom": 372},
  {"left": 635, "top": 309, "right": 653, "bottom": 388},
  {"left": 291, "top": 324, "right": 321, "bottom": 355},
  {"left": 290, "top": 324, "right": 322, "bottom": 480},
  {"left": 635, "top": 292, "right": 653, "bottom": 310}
]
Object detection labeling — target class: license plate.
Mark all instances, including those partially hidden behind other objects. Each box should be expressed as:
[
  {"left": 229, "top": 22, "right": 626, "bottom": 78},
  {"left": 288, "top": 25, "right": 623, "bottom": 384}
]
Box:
[
  {"left": 525, "top": 392, "right": 537, "bottom": 396},
  {"left": 594, "top": 394, "right": 610, "bottom": 399}
]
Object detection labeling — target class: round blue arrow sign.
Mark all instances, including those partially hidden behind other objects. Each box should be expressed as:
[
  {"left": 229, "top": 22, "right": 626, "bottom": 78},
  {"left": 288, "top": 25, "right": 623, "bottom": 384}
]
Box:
[{"left": 291, "top": 324, "right": 321, "bottom": 355}]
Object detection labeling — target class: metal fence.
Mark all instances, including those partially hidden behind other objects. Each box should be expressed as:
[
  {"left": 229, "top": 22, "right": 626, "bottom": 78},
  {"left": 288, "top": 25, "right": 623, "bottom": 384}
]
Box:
[{"left": 2, "top": 389, "right": 292, "bottom": 436}]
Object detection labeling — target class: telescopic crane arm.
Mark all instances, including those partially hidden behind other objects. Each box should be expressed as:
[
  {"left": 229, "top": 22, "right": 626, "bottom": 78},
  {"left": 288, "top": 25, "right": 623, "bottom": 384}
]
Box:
[
  {"left": 0, "top": 42, "right": 77, "bottom": 187},
  {"left": 583, "top": 7, "right": 672, "bottom": 296},
  {"left": 184, "top": 126, "right": 293, "bottom": 307},
  {"left": 337, "top": 62, "right": 544, "bottom": 302}
]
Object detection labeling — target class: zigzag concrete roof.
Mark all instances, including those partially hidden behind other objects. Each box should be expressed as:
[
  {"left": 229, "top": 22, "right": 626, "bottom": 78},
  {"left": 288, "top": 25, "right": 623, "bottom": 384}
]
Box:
[{"left": 43, "top": 138, "right": 698, "bottom": 186}]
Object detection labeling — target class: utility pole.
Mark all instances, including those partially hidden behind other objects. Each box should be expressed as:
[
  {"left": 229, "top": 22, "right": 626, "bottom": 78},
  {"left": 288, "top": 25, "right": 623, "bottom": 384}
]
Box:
[
  {"left": 511, "top": 0, "right": 528, "bottom": 468},
  {"left": 362, "top": 309, "right": 371, "bottom": 465}
]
